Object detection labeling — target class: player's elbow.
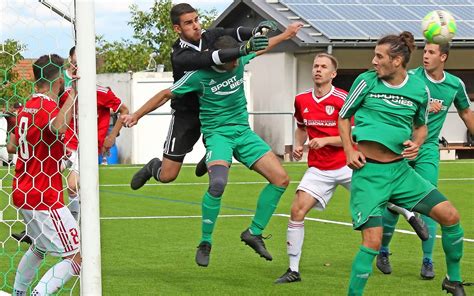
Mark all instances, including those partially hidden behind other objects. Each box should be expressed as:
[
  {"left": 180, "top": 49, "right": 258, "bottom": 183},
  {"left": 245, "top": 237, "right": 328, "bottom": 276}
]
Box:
[{"left": 119, "top": 104, "right": 129, "bottom": 115}]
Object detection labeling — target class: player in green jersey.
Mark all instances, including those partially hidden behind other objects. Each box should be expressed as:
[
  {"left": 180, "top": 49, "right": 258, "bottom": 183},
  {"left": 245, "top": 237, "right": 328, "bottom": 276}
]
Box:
[
  {"left": 122, "top": 34, "right": 294, "bottom": 267},
  {"left": 339, "top": 32, "right": 466, "bottom": 296},
  {"left": 376, "top": 42, "right": 474, "bottom": 280}
]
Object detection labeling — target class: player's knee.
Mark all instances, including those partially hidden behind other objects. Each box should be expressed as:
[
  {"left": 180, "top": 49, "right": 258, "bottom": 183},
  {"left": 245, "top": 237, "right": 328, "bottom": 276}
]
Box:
[
  {"left": 208, "top": 165, "right": 229, "bottom": 197},
  {"left": 274, "top": 172, "right": 290, "bottom": 188},
  {"left": 363, "top": 237, "right": 381, "bottom": 251},
  {"left": 208, "top": 177, "right": 227, "bottom": 197},
  {"left": 290, "top": 204, "right": 306, "bottom": 221},
  {"left": 439, "top": 206, "right": 460, "bottom": 226}
]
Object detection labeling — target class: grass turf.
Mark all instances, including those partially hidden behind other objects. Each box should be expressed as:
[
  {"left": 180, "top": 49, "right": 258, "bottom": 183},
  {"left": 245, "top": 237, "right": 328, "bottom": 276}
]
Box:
[{"left": 1, "top": 160, "right": 473, "bottom": 295}]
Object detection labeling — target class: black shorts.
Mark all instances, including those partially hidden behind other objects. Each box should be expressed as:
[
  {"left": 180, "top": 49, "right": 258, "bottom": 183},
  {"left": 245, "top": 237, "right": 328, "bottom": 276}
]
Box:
[{"left": 162, "top": 110, "right": 201, "bottom": 162}]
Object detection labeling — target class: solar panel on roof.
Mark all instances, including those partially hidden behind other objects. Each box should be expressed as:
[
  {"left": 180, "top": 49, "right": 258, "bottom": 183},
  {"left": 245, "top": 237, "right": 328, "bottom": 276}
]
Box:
[
  {"left": 308, "top": 20, "right": 368, "bottom": 39},
  {"left": 286, "top": 4, "right": 342, "bottom": 20},
  {"left": 323, "top": 5, "right": 382, "bottom": 20},
  {"left": 279, "top": 0, "right": 474, "bottom": 41},
  {"left": 441, "top": 6, "right": 474, "bottom": 20},
  {"left": 456, "top": 21, "right": 474, "bottom": 38},
  {"left": 368, "top": 5, "right": 420, "bottom": 20},
  {"left": 351, "top": 21, "right": 400, "bottom": 38},
  {"left": 398, "top": 5, "right": 442, "bottom": 18},
  {"left": 357, "top": 0, "right": 397, "bottom": 4},
  {"left": 390, "top": 21, "right": 424, "bottom": 38},
  {"left": 395, "top": 0, "right": 433, "bottom": 4}
]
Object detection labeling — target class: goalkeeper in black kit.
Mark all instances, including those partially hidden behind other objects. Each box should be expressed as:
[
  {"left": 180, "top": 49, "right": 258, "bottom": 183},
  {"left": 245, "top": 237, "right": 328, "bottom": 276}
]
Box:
[{"left": 130, "top": 3, "right": 300, "bottom": 189}]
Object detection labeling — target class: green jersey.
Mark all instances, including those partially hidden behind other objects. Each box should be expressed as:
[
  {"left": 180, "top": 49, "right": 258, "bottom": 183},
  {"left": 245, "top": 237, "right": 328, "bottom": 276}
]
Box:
[
  {"left": 170, "top": 53, "right": 256, "bottom": 135},
  {"left": 63, "top": 69, "right": 73, "bottom": 88},
  {"left": 408, "top": 66, "right": 471, "bottom": 146},
  {"left": 340, "top": 70, "right": 429, "bottom": 154}
]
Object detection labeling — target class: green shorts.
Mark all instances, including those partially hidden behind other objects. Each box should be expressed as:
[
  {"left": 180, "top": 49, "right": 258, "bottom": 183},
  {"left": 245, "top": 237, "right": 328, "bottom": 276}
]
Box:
[
  {"left": 350, "top": 159, "right": 435, "bottom": 230},
  {"left": 204, "top": 126, "right": 271, "bottom": 168},
  {"left": 409, "top": 144, "right": 439, "bottom": 187}
]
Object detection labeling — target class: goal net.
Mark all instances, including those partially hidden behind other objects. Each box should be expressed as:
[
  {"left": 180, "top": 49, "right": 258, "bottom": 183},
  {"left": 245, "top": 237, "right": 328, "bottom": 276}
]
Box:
[{"left": 0, "top": 1, "right": 100, "bottom": 295}]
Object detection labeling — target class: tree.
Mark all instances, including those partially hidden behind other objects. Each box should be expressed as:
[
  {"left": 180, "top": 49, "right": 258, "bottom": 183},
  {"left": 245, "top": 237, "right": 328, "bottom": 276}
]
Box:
[
  {"left": 0, "top": 39, "right": 33, "bottom": 109},
  {"left": 96, "top": 36, "right": 151, "bottom": 73},
  {"left": 128, "top": 0, "right": 217, "bottom": 71}
]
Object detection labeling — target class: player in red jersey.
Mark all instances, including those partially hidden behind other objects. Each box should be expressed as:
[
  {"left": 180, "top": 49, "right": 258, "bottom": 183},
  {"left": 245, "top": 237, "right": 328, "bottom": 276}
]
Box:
[
  {"left": 62, "top": 83, "right": 128, "bottom": 221},
  {"left": 8, "top": 54, "right": 81, "bottom": 295},
  {"left": 60, "top": 46, "right": 129, "bottom": 221},
  {"left": 275, "top": 53, "right": 352, "bottom": 284}
]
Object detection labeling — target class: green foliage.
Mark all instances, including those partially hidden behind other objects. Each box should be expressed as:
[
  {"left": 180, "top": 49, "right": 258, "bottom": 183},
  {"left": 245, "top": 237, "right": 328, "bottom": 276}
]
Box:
[
  {"left": 128, "top": 0, "right": 217, "bottom": 71},
  {"left": 96, "top": 36, "right": 151, "bottom": 73},
  {"left": 0, "top": 39, "right": 32, "bottom": 109}
]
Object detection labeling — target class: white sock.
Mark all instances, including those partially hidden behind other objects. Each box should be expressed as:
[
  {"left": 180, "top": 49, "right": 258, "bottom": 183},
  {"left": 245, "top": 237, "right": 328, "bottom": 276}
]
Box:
[
  {"left": 32, "top": 259, "right": 80, "bottom": 296},
  {"left": 68, "top": 194, "right": 80, "bottom": 221},
  {"left": 387, "top": 202, "right": 414, "bottom": 220},
  {"left": 287, "top": 220, "right": 304, "bottom": 273},
  {"left": 14, "top": 246, "right": 45, "bottom": 293}
]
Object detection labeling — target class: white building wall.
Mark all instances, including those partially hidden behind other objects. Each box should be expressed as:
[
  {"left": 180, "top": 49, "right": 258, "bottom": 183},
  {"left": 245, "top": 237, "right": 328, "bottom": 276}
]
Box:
[{"left": 245, "top": 52, "right": 297, "bottom": 156}]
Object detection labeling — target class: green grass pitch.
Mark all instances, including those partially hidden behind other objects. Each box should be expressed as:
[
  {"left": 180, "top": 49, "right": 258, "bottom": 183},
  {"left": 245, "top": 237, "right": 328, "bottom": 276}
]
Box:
[{"left": 1, "top": 160, "right": 473, "bottom": 295}]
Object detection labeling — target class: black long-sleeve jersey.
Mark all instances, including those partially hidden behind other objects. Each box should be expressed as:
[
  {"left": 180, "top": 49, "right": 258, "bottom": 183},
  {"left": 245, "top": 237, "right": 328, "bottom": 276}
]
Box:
[{"left": 170, "top": 27, "right": 252, "bottom": 112}]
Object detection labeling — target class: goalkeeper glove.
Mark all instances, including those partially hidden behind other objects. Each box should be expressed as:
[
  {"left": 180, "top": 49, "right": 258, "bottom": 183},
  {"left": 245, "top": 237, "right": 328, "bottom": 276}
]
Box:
[
  {"left": 252, "top": 20, "right": 278, "bottom": 36},
  {"left": 239, "top": 35, "right": 269, "bottom": 56}
]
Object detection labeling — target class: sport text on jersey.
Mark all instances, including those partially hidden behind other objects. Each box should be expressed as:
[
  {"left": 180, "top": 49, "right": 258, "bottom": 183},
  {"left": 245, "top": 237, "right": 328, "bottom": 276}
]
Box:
[
  {"left": 211, "top": 75, "right": 244, "bottom": 95},
  {"left": 369, "top": 93, "right": 413, "bottom": 107},
  {"left": 429, "top": 97, "right": 448, "bottom": 111}
]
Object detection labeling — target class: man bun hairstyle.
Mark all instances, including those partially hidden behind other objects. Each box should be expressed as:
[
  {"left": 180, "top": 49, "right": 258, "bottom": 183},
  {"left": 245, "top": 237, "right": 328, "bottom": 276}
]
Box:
[
  {"left": 170, "top": 3, "right": 197, "bottom": 25},
  {"left": 377, "top": 31, "right": 415, "bottom": 68}
]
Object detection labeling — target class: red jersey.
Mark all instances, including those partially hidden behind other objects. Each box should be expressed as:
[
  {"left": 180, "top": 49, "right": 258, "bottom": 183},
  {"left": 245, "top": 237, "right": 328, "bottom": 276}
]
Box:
[
  {"left": 60, "top": 88, "right": 78, "bottom": 151},
  {"left": 61, "top": 86, "right": 122, "bottom": 153},
  {"left": 96, "top": 86, "right": 122, "bottom": 153},
  {"left": 294, "top": 86, "right": 348, "bottom": 170},
  {"left": 13, "top": 94, "right": 65, "bottom": 210}
]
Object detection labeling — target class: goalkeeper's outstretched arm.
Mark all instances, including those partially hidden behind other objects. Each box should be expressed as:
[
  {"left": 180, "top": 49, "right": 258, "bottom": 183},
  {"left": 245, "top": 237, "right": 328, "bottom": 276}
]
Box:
[{"left": 121, "top": 89, "right": 173, "bottom": 128}]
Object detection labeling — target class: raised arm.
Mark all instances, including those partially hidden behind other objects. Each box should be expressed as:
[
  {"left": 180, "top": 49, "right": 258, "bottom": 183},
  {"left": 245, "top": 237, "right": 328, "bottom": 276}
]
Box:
[
  {"left": 51, "top": 87, "right": 76, "bottom": 134},
  {"left": 256, "top": 22, "right": 304, "bottom": 56},
  {"left": 122, "top": 89, "right": 173, "bottom": 128}
]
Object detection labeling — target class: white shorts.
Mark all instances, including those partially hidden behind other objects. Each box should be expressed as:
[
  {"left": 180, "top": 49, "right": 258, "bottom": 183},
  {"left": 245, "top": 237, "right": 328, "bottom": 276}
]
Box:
[
  {"left": 61, "top": 149, "right": 79, "bottom": 173},
  {"left": 20, "top": 206, "right": 80, "bottom": 257},
  {"left": 296, "top": 166, "right": 352, "bottom": 210}
]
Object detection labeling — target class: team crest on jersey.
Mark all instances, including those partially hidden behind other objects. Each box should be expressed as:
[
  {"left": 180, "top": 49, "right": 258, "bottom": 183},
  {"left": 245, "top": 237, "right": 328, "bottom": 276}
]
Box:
[{"left": 325, "top": 105, "right": 335, "bottom": 115}]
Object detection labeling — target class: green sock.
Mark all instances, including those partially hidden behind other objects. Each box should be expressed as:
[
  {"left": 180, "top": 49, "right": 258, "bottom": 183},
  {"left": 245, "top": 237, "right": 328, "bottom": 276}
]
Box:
[
  {"left": 441, "top": 223, "right": 464, "bottom": 282},
  {"left": 201, "top": 192, "right": 222, "bottom": 244},
  {"left": 348, "top": 245, "right": 378, "bottom": 296},
  {"left": 249, "top": 184, "right": 286, "bottom": 235},
  {"left": 421, "top": 214, "right": 437, "bottom": 260},
  {"left": 381, "top": 208, "right": 399, "bottom": 249}
]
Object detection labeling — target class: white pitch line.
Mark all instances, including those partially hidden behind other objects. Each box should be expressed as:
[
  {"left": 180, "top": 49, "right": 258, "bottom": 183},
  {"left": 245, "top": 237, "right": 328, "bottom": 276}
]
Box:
[
  {"left": 3, "top": 214, "right": 473, "bottom": 243},
  {"left": 96, "top": 213, "right": 474, "bottom": 243},
  {"left": 275, "top": 214, "right": 474, "bottom": 243}
]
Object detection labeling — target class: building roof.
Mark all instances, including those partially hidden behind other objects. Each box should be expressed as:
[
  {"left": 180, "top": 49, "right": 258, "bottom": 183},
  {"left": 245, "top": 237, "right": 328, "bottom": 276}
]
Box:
[
  {"left": 12, "top": 59, "right": 34, "bottom": 81},
  {"left": 213, "top": 0, "right": 474, "bottom": 48}
]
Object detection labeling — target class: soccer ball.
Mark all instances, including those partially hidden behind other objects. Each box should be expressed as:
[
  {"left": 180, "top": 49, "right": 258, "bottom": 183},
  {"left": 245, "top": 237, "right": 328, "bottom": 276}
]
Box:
[{"left": 422, "top": 10, "right": 457, "bottom": 44}]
